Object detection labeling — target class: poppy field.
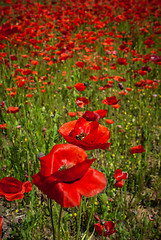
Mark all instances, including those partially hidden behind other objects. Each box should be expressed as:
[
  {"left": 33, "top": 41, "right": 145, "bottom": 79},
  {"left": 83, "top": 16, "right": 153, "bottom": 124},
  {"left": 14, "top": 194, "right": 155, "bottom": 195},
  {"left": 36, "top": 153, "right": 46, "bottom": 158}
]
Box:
[{"left": 0, "top": 0, "right": 161, "bottom": 239}]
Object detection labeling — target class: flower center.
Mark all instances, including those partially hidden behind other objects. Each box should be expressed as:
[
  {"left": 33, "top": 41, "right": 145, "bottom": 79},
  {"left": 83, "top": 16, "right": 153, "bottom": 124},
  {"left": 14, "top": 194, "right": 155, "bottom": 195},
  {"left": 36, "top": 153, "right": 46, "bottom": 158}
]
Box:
[
  {"left": 76, "top": 132, "right": 87, "bottom": 140},
  {"left": 58, "top": 163, "right": 75, "bottom": 171}
]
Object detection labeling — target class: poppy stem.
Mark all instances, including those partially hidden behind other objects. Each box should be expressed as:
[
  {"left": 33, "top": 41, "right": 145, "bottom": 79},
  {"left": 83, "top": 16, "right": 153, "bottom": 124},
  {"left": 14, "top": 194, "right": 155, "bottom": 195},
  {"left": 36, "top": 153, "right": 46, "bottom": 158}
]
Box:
[
  {"left": 53, "top": 201, "right": 65, "bottom": 235},
  {"left": 76, "top": 198, "right": 83, "bottom": 240},
  {"left": 58, "top": 206, "right": 63, "bottom": 240},
  {"left": 49, "top": 199, "right": 56, "bottom": 240},
  {"left": 84, "top": 196, "right": 96, "bottom": 240}
]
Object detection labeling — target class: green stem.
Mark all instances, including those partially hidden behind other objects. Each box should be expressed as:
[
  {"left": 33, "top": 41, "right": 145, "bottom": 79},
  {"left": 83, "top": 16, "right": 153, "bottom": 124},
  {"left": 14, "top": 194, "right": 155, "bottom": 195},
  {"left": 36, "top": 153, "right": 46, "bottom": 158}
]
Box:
[
  {"left": 49, "top": 199, "right": 56, "bottom": 240},
  {"left": 58, "top": 206, "right": 63, "bottom": 240},
  {"left": 101, "top": 231, "right": 104, "bottom": 240},
  {"left": 84, "top": 196, "right": 96, "bottom": 240},
  {"left": 53, "top": 201, "right": 65, "bottom": 235},
  {"left": 76, "top": 198, "right": 83, "bottom": 240}
]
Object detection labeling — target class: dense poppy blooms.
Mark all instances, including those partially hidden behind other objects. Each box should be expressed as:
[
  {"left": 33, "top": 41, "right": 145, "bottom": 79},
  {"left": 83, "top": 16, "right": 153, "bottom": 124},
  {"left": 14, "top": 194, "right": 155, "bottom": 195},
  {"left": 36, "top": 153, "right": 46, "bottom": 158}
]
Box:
[
  {"left": 95, "top": 221, "right": 116, "bottom": 236},
  {"left": 0, "top": 177, "right": 32, "bottom": 201},
  {"left": 114, "top": 169, "right": 128, "bottom": 188},
  {"left": 131, "top": 145, "right": 146, "bottom": 154},
  {"left": 7, "top": 106, "right": 19, "bottom": 114},
  {"left": 74, "top": 83, "right": 86, "bottom": 91},
  {"left": 102, "top": 96, "right": 121, "bottom": 105},
  {"left": 32, "top": 144, "right": 106, "bottom": 208},
  {"left": 59, "top": 117, "right": 111, "bottom": 150}
]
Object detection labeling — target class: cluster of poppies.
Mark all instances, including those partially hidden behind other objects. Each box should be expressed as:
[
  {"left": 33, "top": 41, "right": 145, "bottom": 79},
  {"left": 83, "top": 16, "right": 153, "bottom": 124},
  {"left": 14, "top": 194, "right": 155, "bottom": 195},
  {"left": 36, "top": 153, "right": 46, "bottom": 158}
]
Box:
[{"left": 0, "top": 108, "right": 147, "bottom": 238}]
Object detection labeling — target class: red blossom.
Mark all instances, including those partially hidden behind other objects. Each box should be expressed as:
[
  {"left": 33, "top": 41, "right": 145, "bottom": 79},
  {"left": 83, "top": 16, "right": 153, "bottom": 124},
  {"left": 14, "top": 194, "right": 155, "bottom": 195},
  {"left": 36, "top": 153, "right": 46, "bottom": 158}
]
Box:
[
  {"left": 0, "top": 177, "right": 32, "bottom": 201},
  {"left": 68, "top": 112, "right": 76, "bottom": 117},
  {"left": 117, "top": 57, "right": 128, "bottom": 65},
  {"left": 0, "top": 123, "right": 7, "bottom": 129},
  {"left": 95, "top": 221, "right": 116, "bottom": 236},
  {"left": 82, "top": 110, "right": 100, "bottom": 121},
  {"left": 59, "top": 117, "right": 111, "bottom": 150},
  {"left": 105, "top": 119, "right": 114, "bottom": 124},
  {"left": 75, "top": 97, "right": 91, "bottom": 108},
  {"left": 7, "top": 106, "right": 19, "bottom": 114},
  {"left": 94, "top": 109, "right": 108, "bottom": 118},
  {"left": 131, "top": 145, "right": 146, "bottom": 154},
  {"left": 114, "top": 169, "right": 128, "bottom": 181},
  {"left": 74, "top": 83, "right": 86, "bottom": 91},
  {"left": 114, "top": 169, "right": 128, "bottom": 188},
  {"left": 32, "top": 144, "right": 106, "bottom": 208},
  {"left": 76, "top": 61, "right": 85, "bottom": 68},
  {"left": 102, "top": 96, "right": 121, "bottom": 105}
]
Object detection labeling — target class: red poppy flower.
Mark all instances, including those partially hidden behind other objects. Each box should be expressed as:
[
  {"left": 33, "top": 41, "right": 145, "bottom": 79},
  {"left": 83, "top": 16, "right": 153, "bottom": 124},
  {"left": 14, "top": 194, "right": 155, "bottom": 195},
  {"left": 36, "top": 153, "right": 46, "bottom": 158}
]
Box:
[
  {"left": 76, "top": 61, "right": 85, "bottom": 68},
  {"left": 0, "top": 101, "right": 5, "bottom": 108},
  {"left": 0, "top": 177, "right": 32, "bottom": 201},
  {"left": 75, "top": 97, "right": 91, "bottom": 108},
  {"left": 74, "top": 83, "right": 86, "bottom": 91},
  {"left": 32, "top": 144, "right": 106, "bottom": 208},
  {"left": 68, "top": 112, "right": 76, "bottom": 117},
  {"left": 131, "top": 145, "right": 146, "bottom": 154},
  {"left": 7, "top": 106, "right": 19, "bottom": 114},
  {"left": 59, "top": 117, "right": 111, "bottom": 150},
  {"left": 22, "top": 69, "right": 32, "bottom": 75},
  {"left": 117, "top": 57, "right": 128, "bottom": 65},
  {"left": 105, "top": 119, "right": 114, "bottom": 124},
  {"left": 114, "top": 169, "right": 128, "bottom": 188},
  {"left": 115, "top": 180, "right": 124, "bottom": 188},
  {"left": 95, "top": 221, "right": 116, "bottom": 236},
  {"left": 82, "top": 110, "right": 100, "bottom": 121},
  {"left": 102, "top": 96, "right": 121, "bottom": 105},
  {"left": 112, "top": 104, "right": 121, "bottom": 109},
  {"left": 94, "top": 109, "right": 108, "bottom": 118},
  {"left": 0, "top": 123, "right": 7, "bottom": 129},
  {"left": 26, "top": 93, "right": 33, "bottom": 98},
  {"left": 114, "top": 169, "right": 128, "bottom": 181}
]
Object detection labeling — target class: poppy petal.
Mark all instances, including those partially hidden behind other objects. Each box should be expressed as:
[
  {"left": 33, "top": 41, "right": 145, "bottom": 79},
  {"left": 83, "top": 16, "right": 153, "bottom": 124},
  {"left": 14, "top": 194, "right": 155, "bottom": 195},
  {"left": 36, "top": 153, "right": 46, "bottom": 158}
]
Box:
[
  {"left": 52, "top": 159, "right": 95, "bottom": 182},
  {"left": 46, "top": 182, "right": 81, "bottom": 208},
  {"left": 39, "top": 144, "right": 87, "bottom": 177},
  {"left": 75, "top": 168, "right": 106, "bottom": 197},
  {"left": 115, "top": 180, "right": 124, "bottom": 188}
]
